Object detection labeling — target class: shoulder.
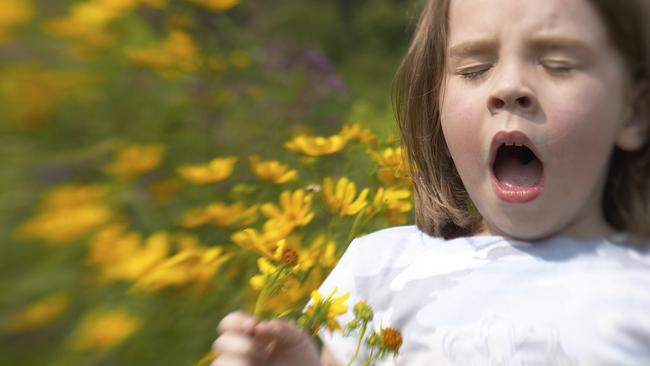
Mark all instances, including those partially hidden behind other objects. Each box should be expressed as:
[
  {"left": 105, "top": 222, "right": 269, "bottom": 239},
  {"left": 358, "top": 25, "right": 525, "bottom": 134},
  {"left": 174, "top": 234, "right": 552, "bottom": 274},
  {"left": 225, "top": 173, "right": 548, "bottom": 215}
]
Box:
[
  {"left": 350, "top": 225, "right": 434, "bottom": 252},
  {"left": 339, "top": 225, "right": 444, "bottom": 276},
  {"left": 348, "top": 225, "right": 435, "bottom": 258}
]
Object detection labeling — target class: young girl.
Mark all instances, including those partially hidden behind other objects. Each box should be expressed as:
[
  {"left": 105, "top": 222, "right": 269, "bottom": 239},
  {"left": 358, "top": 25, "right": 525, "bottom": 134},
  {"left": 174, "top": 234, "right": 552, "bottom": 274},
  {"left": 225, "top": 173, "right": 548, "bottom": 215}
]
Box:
[{"left": 213, "top": 0, "right": 650, "bottom": 364}]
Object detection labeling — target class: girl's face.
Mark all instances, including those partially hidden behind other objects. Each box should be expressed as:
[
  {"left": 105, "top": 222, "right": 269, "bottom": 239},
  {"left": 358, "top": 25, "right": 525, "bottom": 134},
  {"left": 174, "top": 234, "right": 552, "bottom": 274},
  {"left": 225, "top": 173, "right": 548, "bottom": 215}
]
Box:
[{"left": 441, "top": 0, "right": 645, "bottom": 240}]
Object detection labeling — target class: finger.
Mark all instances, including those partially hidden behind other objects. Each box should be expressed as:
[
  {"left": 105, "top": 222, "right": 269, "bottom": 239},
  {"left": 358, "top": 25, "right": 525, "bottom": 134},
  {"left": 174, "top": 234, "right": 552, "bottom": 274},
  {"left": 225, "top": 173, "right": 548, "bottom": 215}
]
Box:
[
  {"left": 212, "top": 333, "right": 268, "bottom": 362},
  {"left": 212, "top": 333, "right": 254, "bottom": 356},
  {"left": 210, "top": 354, "right": 255, "bottom": 366},
  {"left": 217, "top": 311, "right": 257, "bottom": 336},
  {"left": 254, "top": 319, "right": 310, "bottom": 349}
]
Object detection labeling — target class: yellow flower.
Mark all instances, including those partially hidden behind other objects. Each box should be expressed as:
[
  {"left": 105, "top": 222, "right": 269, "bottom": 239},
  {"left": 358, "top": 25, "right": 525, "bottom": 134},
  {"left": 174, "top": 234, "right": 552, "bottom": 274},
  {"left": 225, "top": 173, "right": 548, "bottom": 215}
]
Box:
[
  {"left": 323, "top": 177, "right": 369, "bottom": 216},
  {"left": 96, "top": 0, "right": 139, "bottom": 12},
  {"left": 374, "top": 147, "right": 403, "bottom": 167},
  {"left": 4, "top": 293, "right": 68, "bottom": 332},
  {"left": 372, "top": 186, "right": 411, "bottom": 209},
  {"left": 249, "top": 247, "right": 323, "bottom": 316},
  {"left": 125, "top": 29, "right": 201, "bottom": 76},
  {"left": 15, "top": 184, "right": 112, "bottom": 244},
  {"left": 177, "top": 157, "right": 237, "bottom": 184},
  {"left": 177, "top": 156, "right": 237, "bottom": 184},
  {"left": 131, "top": 246, "right": 232, "bottom": 293},
  {"left": 0, "top": 67, "right": 94, "bottom": 129},
  {"left": 87, "top": 226, "right": 169, "bottom": 282},
  {"left": 180, "top": 202, "right": 258, "bottom": 228},
  {"left": 249, "top": 264, "right": 307, "bottom": 315},
  {"left": 249, "top": 242, "right": 300, "bottom": 296},
  {"left": 249, "top": 257, "right": 278, "bottom": 291},
  {"left": 302, "top": 288, "right": 349, "bottom": 334},
  {"left": 261, "top": 189, "right": 315, "bottom": 232},
  {"left": 0, "top": 0, "right": 33, "bottom": 43},
  {"left": 44, "top": 0, "right": 137, "bottom": 52},
  {"left": 380, "top": 327, "right": 403, "bottom": 352},
  {"left": 269, "top": 239, "right": 302, "bottom": 268},
  {"left": 44, "top": 18, "right": 113, "bottom": 53},
  {"left": 371, "top": 187, "right": 412, "bottom": 225},
  {"left": 249, "top": 155, "right": 297, "bottom": 184},
  {"left": 190, "top": 0, "right": 239, "bottom": 12},
  {"left": 284, "top": 134, "right": 347, "bottom": 157},
  {"left": 300, "top": 235, "right": 337, "bottom": 270},
  {"left": 240, "top": 237, "right": 303, "bottom": 288},
  {"left": 372, "top": 147, "right": 409, "bottom": 186},
  {"left": 69, "top": 309, "right": 141, "bottom": 351},
  {"left": 40, "top": 184, "right": 108, "bottom": 209},
  {"left": 163, "top": 29, "right": 201, "bottom": 71},
  {"left": 16, "top": 203, "right": 112, "bottom": 244},
  {"left": 139, "top": 0, "right": 167, "bottom": 8},
  {"left": 104, "top": 143, "right": 165, "bottom": 180},
  {"left": 231, "top": 227, "right": 284, "bottom": 259},
  {"left": 64, "top": 1, "right": 124, "bottom": 29},
  {"left": 340, "top": 123, "right": 378, "bottom": 147}
]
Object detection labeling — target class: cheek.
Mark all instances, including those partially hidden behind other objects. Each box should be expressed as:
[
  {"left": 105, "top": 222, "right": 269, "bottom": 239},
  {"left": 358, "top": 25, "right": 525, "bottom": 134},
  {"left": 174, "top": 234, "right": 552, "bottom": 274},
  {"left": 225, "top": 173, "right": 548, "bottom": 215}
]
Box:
[
  {"left": 441, "top": 85, "right": 486, "bottom": 180},
  {"left": 544, "top": 84, "right": 623, "bottom": 181}
]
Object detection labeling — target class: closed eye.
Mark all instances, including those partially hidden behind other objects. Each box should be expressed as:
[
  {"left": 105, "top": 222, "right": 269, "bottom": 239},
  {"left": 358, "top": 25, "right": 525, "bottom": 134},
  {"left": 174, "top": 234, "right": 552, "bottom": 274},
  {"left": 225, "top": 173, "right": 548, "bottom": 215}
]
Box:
[
  {"left": 540, "top": 61, "right": 575, "bottom": 75},
  {"left": 457, "top": 65, "right": 492, "bottom": 81}
]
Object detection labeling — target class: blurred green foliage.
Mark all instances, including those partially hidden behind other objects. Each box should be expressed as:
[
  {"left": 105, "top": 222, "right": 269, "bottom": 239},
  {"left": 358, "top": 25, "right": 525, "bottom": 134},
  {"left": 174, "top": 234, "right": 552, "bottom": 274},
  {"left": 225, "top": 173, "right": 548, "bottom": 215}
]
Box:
[{"left": 0, "top": 0, "right": 416, "bottom": 364}]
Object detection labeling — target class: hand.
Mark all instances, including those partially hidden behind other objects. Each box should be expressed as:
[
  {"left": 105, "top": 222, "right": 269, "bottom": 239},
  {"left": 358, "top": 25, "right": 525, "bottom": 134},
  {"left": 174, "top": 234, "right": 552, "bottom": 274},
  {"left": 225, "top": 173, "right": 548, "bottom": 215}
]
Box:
[{"left": 212, "top": 311, "right": 321, "bottom": 366}]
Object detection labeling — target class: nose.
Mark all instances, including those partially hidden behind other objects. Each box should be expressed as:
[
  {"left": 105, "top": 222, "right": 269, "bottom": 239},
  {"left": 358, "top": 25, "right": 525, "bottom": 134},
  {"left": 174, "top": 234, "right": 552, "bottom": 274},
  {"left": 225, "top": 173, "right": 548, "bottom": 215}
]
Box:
[{"left": 487, "top": 65, "right": 538, "bottom": 115}]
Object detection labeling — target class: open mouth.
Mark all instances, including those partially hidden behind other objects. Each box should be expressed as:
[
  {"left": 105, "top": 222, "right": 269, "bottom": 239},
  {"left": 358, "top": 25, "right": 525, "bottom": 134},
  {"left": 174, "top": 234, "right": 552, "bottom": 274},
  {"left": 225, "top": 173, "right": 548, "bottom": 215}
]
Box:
[
  {"left": 490, "top": 131, "right": 544, "bottom": 203},
  {"left": 493, "top": 144, "right": 543, "bottom": 187}
]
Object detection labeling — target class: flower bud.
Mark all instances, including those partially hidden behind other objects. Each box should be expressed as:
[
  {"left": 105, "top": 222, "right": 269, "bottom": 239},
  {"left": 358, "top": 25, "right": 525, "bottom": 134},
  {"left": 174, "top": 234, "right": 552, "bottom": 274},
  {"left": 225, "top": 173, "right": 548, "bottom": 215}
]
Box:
[{"left": 353, "top": 300, "right": 373, "bottom": 322}]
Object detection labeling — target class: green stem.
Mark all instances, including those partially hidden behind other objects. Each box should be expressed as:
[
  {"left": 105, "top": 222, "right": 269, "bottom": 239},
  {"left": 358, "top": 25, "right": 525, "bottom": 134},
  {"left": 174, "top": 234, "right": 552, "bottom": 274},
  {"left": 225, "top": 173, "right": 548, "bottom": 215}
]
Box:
[
  {"left": 253, "top": 284, "right": 268, "bottom": 318},
  {"left": 253, "top": 266, "right": 286, "bottom": 318},
  {"left": 345, "top": 207, "right": 368, "bottom": 245},
  {"left": 363, "top": 347, "right": 377, "bottom": 366},
  {"left": 347, "top": 321, "right": 367, "bottom": 366},
  {"left": 327, "top": 215, "right": 338, "bottom": 239}
]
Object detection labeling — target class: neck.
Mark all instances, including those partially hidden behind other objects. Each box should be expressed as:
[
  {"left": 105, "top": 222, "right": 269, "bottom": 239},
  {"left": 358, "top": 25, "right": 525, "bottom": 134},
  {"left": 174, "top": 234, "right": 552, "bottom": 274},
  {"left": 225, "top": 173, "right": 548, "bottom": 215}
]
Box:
[{"left": 476, "top": 217, "right": 618, "bottom": 241}]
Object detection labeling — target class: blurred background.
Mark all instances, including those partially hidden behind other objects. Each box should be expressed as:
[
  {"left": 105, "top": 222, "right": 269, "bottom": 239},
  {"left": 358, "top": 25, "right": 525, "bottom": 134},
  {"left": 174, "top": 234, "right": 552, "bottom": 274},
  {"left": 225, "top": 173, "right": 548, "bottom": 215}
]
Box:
[{"left": 0, "top": 0, "right": 416, "bottom": 364}]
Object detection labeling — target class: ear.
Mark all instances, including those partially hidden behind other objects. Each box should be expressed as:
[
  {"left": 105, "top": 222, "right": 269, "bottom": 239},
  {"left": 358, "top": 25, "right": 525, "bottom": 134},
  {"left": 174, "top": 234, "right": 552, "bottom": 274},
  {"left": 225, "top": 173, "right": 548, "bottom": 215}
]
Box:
[{"left": 616, "top": 80, "right": 649, "bottom": 151}]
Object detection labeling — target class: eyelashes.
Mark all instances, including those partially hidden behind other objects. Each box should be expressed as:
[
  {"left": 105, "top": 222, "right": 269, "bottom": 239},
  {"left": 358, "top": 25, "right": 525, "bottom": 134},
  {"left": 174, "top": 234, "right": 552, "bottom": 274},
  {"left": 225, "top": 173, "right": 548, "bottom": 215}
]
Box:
[
  {"left": 458, "top": 67, "right": 490, "bottom": 81},
  {"left": 455, "top": 62, "right": 576, "bottom": 81},
  {"left": 541, "top": 62, "right": 575, "bottom": 74}
]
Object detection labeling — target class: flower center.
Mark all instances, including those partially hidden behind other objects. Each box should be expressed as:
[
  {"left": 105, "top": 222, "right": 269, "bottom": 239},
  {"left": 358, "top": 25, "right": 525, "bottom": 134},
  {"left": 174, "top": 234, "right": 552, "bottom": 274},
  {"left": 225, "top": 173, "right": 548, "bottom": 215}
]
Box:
[
  {"left": 380, "top": 327, "right": 403, "bottom": 351},
  {"left": 280, "top": 248, "right": 299, "bottom": 266}
]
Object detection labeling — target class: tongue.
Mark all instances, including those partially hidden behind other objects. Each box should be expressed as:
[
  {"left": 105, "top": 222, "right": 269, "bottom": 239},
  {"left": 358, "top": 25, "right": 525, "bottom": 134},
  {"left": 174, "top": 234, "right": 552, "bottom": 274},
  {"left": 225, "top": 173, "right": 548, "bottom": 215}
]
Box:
[{"left": 494, "top": 154, "right": 542, "bottom": 188}]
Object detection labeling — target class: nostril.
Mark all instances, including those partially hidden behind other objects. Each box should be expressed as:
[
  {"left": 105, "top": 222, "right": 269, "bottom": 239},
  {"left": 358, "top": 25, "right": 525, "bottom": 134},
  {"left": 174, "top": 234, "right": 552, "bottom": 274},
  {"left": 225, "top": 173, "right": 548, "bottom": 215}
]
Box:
[
  {"left": 491, "top": 98, "right": 505, "bottom": 109},
  {"left": 517, "top": 96, "right": 531, "bottom": 108}
]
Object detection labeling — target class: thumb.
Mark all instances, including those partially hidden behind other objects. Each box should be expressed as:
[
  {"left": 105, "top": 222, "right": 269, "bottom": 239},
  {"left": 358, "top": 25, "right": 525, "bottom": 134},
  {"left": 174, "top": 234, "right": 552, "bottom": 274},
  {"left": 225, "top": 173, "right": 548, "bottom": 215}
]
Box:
[
  {"left": 253, "top": 319, "right": 321, "bottom": 365},
  {"left": 253, "top": 319, "right": 311, "bottom": 348}
]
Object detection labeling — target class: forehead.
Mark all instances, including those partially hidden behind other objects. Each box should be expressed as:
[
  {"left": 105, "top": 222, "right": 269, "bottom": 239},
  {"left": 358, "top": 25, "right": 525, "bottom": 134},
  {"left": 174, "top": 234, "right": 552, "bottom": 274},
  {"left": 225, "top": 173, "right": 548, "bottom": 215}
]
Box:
[{"left": 448, "top": 0, "right": 610, "bottom": 46}]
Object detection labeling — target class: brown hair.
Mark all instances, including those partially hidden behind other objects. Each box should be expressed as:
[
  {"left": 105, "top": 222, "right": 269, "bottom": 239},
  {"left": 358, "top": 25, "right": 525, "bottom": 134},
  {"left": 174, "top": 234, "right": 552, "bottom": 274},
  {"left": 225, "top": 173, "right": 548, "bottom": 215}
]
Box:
[{"left": 393, "top": 0, "right": 650, "bottom": 241}]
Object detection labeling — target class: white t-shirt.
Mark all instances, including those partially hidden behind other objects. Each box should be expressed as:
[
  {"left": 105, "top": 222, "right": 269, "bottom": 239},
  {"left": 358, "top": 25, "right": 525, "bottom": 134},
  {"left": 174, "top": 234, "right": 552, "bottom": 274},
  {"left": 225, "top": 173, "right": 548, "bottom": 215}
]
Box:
[{"left": 316, "top": 226, "right": 650, "bottom": 365}]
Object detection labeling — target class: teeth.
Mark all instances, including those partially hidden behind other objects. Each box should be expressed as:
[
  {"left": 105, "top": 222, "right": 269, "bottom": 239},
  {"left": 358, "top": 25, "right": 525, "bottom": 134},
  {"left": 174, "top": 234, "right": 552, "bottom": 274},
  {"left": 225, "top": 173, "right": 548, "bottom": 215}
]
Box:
[
  {"left": 515, "top": 143, "right": 523, "bottom": 147},
  {"left": 504, "top": 142, "right": 524, "bottom": 147}
]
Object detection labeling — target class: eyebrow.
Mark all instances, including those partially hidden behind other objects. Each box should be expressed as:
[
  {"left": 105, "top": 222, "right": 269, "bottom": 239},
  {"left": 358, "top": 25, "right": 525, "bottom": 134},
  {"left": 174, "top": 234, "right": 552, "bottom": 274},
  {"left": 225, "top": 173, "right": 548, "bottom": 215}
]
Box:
[
  {"left": 527, "top": 36, "right": 594, "bottom": 55},
  {"left": 448, "top": 36, "right": 594, "bottom": 58},
  {"left": 448, "top": 39, "right": 497, "bottom": 58}
]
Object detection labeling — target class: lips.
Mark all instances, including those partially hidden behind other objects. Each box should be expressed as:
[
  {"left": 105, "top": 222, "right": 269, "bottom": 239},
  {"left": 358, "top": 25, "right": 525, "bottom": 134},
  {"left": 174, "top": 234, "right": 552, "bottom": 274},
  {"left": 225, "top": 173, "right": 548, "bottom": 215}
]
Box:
[{"left": 489, "top": 130, "right": 544, "bottom": 203}]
